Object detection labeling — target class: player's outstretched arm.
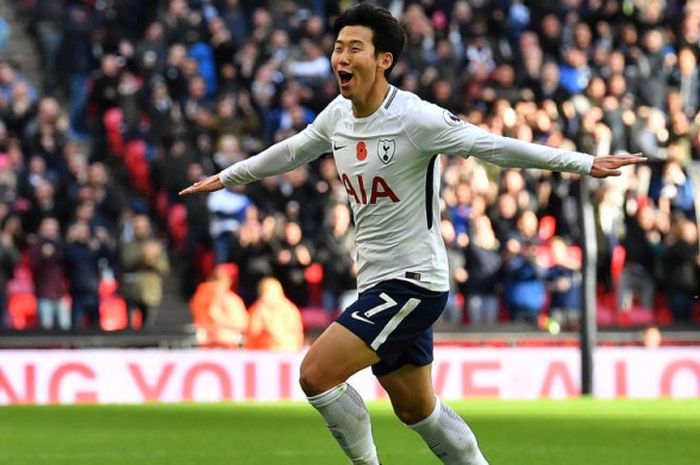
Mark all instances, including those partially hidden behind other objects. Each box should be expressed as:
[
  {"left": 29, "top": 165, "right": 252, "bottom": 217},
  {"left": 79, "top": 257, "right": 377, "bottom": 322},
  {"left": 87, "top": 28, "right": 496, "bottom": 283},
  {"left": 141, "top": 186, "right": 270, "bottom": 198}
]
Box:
[
  {"left": 589, "top": 153, "right": 646, "bottom": 178},
  {"left": 179, "top": 128, "right": 330, "bottom": 197},
  {"left": 179, "top": 174, "right": 225, "bottom": 196}
]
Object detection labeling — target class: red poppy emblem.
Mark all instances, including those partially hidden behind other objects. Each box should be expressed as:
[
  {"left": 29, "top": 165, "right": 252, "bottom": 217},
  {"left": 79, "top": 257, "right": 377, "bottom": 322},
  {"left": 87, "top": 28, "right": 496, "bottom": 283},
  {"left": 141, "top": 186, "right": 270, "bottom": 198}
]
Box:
[{"left": 356, "top": 141, "right": 367, "bottom": 161}]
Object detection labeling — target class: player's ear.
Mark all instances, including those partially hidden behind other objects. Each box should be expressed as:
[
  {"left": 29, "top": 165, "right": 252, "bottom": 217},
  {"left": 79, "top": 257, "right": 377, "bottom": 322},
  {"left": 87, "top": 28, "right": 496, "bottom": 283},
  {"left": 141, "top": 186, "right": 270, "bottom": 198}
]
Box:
[{"left": 380, "top": 52, "right": 393, "bottom": 70}]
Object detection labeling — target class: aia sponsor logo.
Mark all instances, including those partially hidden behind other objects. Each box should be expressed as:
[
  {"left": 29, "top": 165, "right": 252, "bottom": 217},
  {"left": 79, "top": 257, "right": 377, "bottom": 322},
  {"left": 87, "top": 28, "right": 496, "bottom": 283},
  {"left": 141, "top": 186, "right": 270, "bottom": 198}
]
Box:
[{"left": 341, "top": 174, "right": 399, "bottom": 205}]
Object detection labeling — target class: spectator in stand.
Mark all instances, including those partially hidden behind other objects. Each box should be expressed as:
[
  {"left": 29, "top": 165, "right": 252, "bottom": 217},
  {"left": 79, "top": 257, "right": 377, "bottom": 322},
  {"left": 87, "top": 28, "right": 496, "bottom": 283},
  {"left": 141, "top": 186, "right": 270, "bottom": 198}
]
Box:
[
  {"left": 180, "top": 162, "right": 211, "bottom": 296},
  {"left": 669, "top": 48, "right": 700, "bottom": 117},
  {"left": 87, "top": 54, "right": 125, "bottom": 121},
  {"left": 27, "top": 0, "right": 64, "bottom": 95},
  {"left": 277, "top": 165, "right": 324, "bottom": 239},
  {"left": 545, "top": 236, "right": 582, "bottom": 330},
  {"left": 617, "top": 203, "right": 663, "bottom": 315},
  {"left": 119, "top": 214, "right": 170, "bottom": 328},
  {"left": 63, "top": 221, "right": 111, "bottom": 329},
  {"left": 189, "top": 264, "right": 248, "bottom": 347},
  {"left": 489, "top": 192, "right": 520, "bottom": 243},
  {"left": 448, "top": 181, "right": 472, "bottom": 236},
  {"left": 159, "top": 136, "right": 198, "bottom": 202},
  {"left": 62, "top": 1, "right": 96, "bottom": 138},
  {"left": 637, "top": 28, "right": 672, "bottom": 110},
  {"left": 207, "top": 183, "right": 252, "bottom": 264},
  {"left": 316, "top": 203, "right": 356, "bottom": 318},
  {"left": 663, "top": 217, "right": 700, "bottom": 323},
  {"left": 0, "top": 60, "right": 37, "bottom": 110},
  {"left": 232, "top": 212, "right": 275, "bottom": 306},
  {"left": 515, "top": 210, "right": 540, "bottom": 245},
  {"left": 502, "top": 237, "right": 547, "bottom": 323},
  {"left": 5, "top": 0, "right": 700, "bottom": 333},
  {"left": 3, "top": 80, "right": 36, "bottom": 139},
  {"left": 272, "top": 220, "right": 313, "bottom": 308},
  {"left": 245, "top": 276, "right": 304, "bottom": 352},
  {"left": 86, "top": 162, "right": 124, "bottom": 235},
  {"left": 28, "top": 217, "right": 69, "bottom": 330},
  {"left": 465, "top": 214, "right": 502, "bottom": 325},
  {"left": 0, "top": 214, "right": 20, "bottom": 329},
  {"left": 438, "top": 219, "right": 467, "bottom": 325},
  {"left": 654, "top": 160, "right": 695, "bottom": 220}
]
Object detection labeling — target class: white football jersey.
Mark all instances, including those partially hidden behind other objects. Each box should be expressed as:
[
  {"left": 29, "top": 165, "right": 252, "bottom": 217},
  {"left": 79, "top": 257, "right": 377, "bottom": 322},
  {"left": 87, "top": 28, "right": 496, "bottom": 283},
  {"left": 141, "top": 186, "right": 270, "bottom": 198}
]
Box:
[{"left": 220, "top": 85, "right": 593, "bottom": 293}]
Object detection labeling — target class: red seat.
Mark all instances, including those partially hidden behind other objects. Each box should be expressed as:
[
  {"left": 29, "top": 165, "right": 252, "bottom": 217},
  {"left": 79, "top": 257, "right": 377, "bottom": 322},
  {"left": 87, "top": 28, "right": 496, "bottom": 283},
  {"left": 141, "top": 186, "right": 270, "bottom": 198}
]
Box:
[
  {"left": 653, "top": 294, "right": 673, "bottom": 325},
  {"left": 103, "top": 108, "right": 124, "bottom": 157},
  {"left": 611, "top": 245, "right": 626, "bottom": 285},
  {"left": 219, "top": 262, "right": 239, "bottom": 290},
  {"left": 99, "top": 278, "right": 118, "bottom": 298},
  {"left": 99, "top": 295, "right": 128, "bottom": 331},
  {"left": 305, "top": 263, "right": 324, "bottom": 307},
  {"left": 7, "top": 293, "right": 37, "bottom": 329},
  {"left": 196, "top": 248, "right": 216, "bottom": 283},
  {"left": 300, "top": 306, "right": 330, "bottom": 330},
  {"left": 568, "top": 245, "right": 582, "bottom": 262},
  {"left": 538, "top": 215, "right": 556, "bottom": 242},
  {"left": 616, "top": 306, "right": 654, "bottom": 326},
  {"left": 124, "top": 140, "right": 152, "bottom": 197},
  {"left": 535, "top": 244, "right": 554, "bottom": 268},
  {"left": 167, "top": 203, "right": 188, "bottom": 250}
]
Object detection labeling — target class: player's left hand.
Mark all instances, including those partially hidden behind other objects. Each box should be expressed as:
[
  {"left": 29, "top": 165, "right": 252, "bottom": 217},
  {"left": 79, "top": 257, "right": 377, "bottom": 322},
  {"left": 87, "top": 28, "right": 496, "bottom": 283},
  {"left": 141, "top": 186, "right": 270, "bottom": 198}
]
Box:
[
  {"left": 589, "top": 153, "right": 646, "bottom": 178},
  {"left": 179, "top": 174, "right": 225, "bottom": 196}
]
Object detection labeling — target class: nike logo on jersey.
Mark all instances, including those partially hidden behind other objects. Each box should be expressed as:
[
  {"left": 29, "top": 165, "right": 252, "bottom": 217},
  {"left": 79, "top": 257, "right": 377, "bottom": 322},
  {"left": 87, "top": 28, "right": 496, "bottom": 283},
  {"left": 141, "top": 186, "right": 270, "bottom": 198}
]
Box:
[
  {"left": 350, "top": 293, "right": 397, "bottom": 325},
  {"left": 350, "top": 311, "right": 374, "bottom": 324},
  {"left": 333, "top": 143, "right": 347, "bottom": 151}
]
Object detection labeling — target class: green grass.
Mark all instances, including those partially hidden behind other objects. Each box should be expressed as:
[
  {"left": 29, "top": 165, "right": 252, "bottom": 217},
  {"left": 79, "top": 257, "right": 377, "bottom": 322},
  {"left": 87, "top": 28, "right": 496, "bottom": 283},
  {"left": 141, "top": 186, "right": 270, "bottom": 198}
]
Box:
[{"left": 0, "top": 399, "right": 699, "bottom": 464}]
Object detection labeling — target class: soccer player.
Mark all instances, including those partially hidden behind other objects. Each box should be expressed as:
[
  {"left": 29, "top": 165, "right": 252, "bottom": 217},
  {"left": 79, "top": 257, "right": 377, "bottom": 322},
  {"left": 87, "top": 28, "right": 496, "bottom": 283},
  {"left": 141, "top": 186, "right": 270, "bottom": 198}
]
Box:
[{"left": 180, "top": 4, "right": 645, "bottom": 464}]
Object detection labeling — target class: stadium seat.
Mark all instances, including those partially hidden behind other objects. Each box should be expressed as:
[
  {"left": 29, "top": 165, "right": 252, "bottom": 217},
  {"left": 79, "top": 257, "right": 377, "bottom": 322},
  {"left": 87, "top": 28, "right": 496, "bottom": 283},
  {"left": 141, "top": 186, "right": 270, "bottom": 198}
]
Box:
[
  {"left": 596, "top": 296, "right": 616, "bottom": 327},
  {"left": 167, "top": 203, "right": 188, "bottom": 250},
  {"left": 536, "top": 244, "right": 554, "bottom": 268},
  {"left": 300, "top": 306, "right": 330, "bottom": 331},
  {"left": 653, "top": 294, "right": 673, "bottom": 326},
  {"left": 538, "top": 215, "right": 556, "bottom": 242},
  {"left": 99, "top": 278, "right": 118, "bottom": 298},
  {"left": 7, "top": 293, "right": 37, "bottom": 329},
  {"left": 610, "top": 245, "right": 626, "bottom": 285},
  {"left": 304, "top": 263, "right": 323, "bottom": 307},
  {"left": 568, "top": 245, "right": 582, "bottom": 262},
  {"left": 616, "top": 306, "right": 654, "bottom": 327},
  {"left": 155, "top": 190, "right": 170, "bottom": 220},
  {"left": 100, "top": 295, "right": 129, "bottom": 331},
  {"left": 103, "top": 108, "right": 125, "bottom": 157},
  {"left": 196, "top": 248, "right": 216, "bottom": 284},
  {"left": 124, "top": 140, "right": 152, "bottom": 197},
  {"left": 217, "top": 262, "right": 239, "bottom": 291}
]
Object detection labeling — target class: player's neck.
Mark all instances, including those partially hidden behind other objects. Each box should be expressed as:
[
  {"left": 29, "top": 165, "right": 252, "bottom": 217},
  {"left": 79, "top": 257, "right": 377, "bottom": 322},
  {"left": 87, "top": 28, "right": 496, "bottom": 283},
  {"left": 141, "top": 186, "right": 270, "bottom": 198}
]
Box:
[{"left": 351, "top": 80, "right": 390, "bottom": 118}]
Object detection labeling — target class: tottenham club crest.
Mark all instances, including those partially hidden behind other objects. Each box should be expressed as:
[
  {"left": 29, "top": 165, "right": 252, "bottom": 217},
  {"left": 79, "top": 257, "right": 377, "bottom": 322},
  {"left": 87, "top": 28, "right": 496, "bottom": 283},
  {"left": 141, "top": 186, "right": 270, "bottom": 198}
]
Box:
[{"left": 377, "top": 138, "right": 396, "bottom": 164}]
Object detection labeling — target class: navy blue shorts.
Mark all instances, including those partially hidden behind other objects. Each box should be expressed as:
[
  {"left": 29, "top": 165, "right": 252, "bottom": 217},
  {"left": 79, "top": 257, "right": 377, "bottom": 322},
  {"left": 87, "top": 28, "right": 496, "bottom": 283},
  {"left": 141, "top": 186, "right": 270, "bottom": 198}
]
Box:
[{"left": 335, "top": 279, "right": 448, "bottom": 377}]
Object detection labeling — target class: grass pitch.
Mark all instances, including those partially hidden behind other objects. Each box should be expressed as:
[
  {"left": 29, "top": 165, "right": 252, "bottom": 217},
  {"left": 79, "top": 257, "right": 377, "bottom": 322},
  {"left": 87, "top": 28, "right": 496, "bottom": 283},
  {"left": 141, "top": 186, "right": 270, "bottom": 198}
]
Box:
[{"left": 1, "top": 399, "right": 698, "bottom": 465}]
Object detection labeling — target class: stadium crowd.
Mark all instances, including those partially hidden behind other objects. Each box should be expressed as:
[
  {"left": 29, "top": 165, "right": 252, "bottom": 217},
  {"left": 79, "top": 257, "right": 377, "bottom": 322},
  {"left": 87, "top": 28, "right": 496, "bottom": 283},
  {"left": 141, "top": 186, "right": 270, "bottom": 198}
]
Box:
[{"left": 0, "top": 0, "right": 699, "bottom": 335}]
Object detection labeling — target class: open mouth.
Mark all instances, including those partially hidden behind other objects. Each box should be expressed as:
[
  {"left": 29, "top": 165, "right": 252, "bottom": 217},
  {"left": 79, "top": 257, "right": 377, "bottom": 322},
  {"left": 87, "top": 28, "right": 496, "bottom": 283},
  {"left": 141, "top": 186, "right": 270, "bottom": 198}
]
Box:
[{"left": 338, "top": 71, "right": 353, "bottom": 86}]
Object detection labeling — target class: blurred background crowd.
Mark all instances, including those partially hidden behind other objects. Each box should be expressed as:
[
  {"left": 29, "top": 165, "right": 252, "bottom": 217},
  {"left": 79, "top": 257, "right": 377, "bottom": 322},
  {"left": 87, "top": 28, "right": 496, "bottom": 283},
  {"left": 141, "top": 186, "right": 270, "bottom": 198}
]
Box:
[{"left": 0, "top": 0, "right": 699, "bottom": 342}]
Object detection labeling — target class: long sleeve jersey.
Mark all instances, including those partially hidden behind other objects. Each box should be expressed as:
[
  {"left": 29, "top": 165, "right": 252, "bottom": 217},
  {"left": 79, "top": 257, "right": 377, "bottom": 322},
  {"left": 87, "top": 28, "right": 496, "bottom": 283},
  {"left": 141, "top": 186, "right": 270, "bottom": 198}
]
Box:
[{"left": 221, "top": 86, "right": 593, "bottom": 293}]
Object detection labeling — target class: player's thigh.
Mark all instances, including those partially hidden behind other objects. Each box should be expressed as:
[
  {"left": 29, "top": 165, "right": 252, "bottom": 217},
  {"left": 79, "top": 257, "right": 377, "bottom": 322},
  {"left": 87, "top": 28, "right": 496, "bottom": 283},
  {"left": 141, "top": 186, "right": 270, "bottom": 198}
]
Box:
[
  {"left": 378, "top": 363, "right": 436, "bottom": 424},
  {"left": 299, "top": 322, "right": 380, "bottom": 395}
]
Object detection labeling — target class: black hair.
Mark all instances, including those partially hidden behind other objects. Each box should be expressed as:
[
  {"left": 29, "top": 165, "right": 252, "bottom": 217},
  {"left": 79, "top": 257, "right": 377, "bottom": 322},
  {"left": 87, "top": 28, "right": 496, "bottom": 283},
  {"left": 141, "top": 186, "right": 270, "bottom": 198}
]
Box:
[{"left": 333, "top": 2, "right": 406, "bottom": 78}]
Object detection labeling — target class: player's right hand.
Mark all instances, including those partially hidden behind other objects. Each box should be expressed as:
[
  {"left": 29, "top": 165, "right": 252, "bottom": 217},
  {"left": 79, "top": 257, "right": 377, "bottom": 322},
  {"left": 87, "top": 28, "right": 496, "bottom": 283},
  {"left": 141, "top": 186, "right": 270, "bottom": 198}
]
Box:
[
  {"left": 179, "top": 174, "right": 225, "bottom": 196},
  {"left": 589, "top": 153, "right": 646, "bottom": 178}
]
